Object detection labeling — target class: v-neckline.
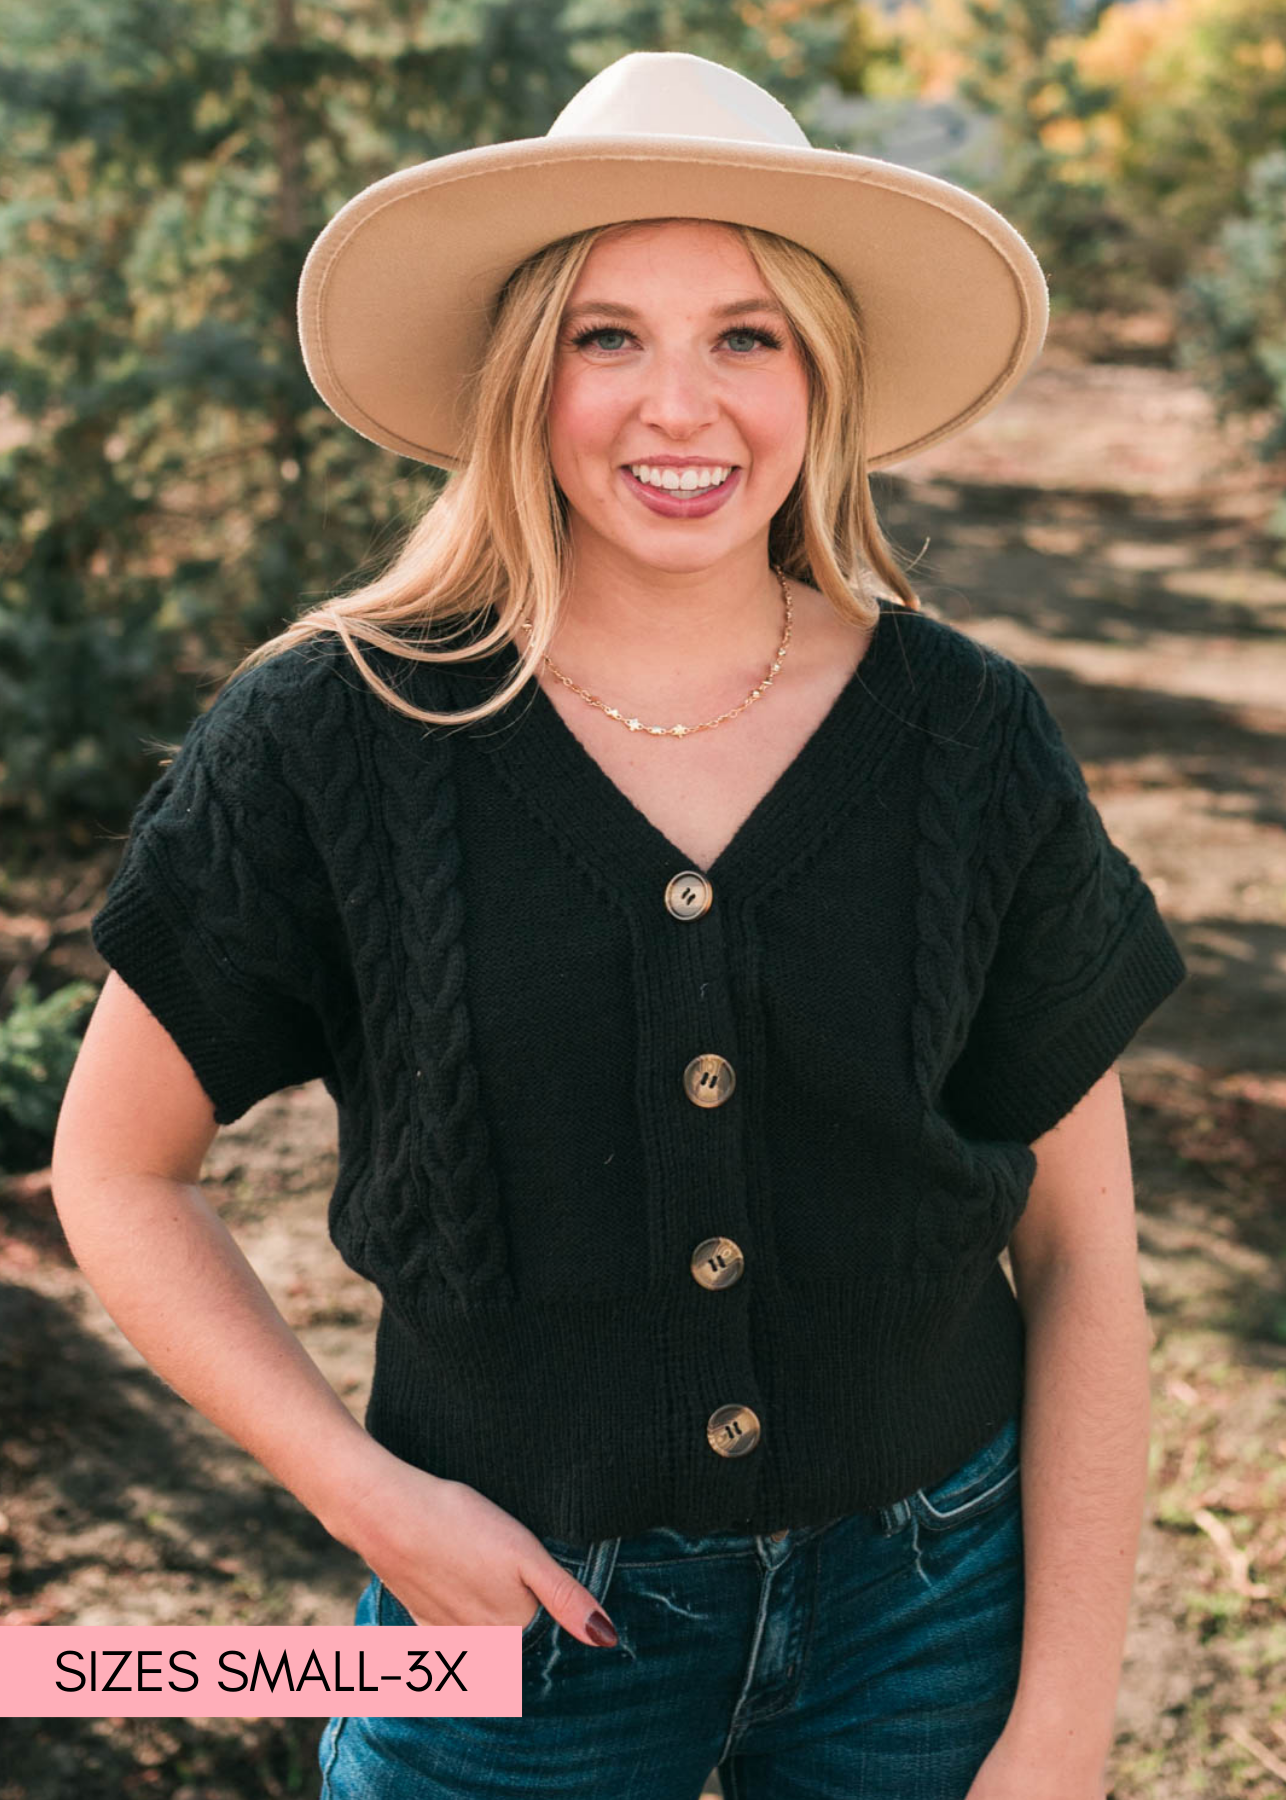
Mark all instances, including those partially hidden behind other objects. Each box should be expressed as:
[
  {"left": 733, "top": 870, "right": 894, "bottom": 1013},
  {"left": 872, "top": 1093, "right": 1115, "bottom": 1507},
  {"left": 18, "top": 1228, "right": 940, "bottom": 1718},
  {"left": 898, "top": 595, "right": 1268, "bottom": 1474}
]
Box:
[{"left": 451, "top": 595, "right": 932, "bottom": 898}]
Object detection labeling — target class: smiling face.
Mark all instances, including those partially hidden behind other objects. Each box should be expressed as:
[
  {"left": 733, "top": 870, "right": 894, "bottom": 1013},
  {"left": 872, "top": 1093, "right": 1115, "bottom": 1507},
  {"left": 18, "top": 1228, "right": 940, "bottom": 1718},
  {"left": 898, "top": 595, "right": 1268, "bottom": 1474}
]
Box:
[{"left": 546, "top": 219, "right": 810, "bottom": 585}]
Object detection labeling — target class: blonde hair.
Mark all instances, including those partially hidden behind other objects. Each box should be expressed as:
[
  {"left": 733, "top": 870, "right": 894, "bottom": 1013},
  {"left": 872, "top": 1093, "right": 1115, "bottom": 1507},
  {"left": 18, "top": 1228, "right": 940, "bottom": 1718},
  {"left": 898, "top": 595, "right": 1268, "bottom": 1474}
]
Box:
[{"left": 229, "top": 217, "right": 923, "bottom": 726}]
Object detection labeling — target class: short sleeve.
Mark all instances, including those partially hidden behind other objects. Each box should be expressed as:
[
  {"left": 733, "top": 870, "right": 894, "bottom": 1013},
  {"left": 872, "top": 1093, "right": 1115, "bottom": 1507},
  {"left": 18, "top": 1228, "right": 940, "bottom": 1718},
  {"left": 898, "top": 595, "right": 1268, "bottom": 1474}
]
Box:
[
  {"left": 90, "top": 661, "right": 337, "bottom": 1126},
  {"left": 940, "top": 667, "right": 1188, "bottom": 1145}
]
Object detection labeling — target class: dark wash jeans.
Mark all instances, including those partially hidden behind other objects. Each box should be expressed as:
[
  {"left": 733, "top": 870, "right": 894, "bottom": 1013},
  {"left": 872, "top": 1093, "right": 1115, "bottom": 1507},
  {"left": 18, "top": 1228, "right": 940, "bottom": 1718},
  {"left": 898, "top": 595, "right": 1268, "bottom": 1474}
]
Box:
[{"left": 318, "top": 1414, "right": 1024, "bottom": 1800}]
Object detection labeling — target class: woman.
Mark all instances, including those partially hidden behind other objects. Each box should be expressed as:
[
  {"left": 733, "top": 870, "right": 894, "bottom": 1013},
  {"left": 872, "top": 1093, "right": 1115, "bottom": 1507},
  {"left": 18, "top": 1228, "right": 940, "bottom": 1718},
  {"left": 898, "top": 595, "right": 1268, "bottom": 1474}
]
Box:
[{"left": 53, "top": 50, "right": 1187, "bottom": 1800}]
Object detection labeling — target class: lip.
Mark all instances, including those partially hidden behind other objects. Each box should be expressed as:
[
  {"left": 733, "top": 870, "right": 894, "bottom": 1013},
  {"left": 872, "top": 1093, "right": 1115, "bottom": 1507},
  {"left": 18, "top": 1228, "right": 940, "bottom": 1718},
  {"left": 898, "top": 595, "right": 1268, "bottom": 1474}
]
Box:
[{"left": 620, "top": 464, "right": 742, "bottom": 517}]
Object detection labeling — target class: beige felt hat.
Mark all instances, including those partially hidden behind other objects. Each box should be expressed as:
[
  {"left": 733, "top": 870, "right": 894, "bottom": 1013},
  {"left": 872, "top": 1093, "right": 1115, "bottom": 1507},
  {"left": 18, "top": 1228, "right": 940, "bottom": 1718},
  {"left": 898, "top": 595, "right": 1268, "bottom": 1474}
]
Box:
[{"left": 296, "top": 50, "right": 1049, "bottom": 472}]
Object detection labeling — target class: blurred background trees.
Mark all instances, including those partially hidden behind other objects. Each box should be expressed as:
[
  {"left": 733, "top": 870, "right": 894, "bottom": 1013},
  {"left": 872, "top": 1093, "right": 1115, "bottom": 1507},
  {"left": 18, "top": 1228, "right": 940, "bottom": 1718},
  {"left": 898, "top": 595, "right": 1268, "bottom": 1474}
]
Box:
[
  {"left": 2, "top": 0, "right": 1283, "bottom": 832},
  {"left": 0, "top": 0, "right": 847, "bottom": 830}
]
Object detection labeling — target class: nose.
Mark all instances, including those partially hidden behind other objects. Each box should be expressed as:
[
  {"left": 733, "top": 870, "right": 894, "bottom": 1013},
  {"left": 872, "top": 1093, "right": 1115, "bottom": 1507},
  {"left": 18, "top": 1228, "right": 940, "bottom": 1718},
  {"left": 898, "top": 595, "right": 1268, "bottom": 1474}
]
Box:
[{"left": 635, "top": 347, "right": 721, "bottom": 441}]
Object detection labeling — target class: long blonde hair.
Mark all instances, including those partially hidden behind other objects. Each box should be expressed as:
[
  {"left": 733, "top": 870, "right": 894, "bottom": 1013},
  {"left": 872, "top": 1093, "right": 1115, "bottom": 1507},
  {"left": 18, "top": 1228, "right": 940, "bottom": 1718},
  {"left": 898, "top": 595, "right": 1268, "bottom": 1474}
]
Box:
[{"left": 229, "top": 216, "right": 923, "bottom": 725}]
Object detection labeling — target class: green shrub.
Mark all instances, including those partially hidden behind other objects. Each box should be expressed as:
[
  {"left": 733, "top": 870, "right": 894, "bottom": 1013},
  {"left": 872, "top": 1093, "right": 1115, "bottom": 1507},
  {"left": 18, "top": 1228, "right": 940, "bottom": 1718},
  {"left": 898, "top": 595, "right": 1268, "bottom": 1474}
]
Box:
[
  {"left": 0, "top": 979, "right": 97, "bottom": 1175},
  {"left": 1176, "top": 147, "right": 1286, "bottom": 537}
]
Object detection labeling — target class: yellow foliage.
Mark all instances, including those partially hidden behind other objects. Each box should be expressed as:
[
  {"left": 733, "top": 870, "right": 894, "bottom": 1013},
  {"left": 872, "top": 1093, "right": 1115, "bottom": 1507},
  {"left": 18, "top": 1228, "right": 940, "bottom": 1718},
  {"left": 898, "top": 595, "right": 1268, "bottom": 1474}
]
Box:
[
  {"left": 885, "top": 0, "right": 975, "bottom": 101},
  {"left": 1236, "top": 36, "right": 1286, "bottom": 69},
  {"left": 1055, "top": 0, "right": 1286, "bottom": 204},
  {"left": 1038, "top": 117, "right": 1089, "bottom": 155},
  {"left": 1092, "top": 113, "right": 1128, "bottom": 157},
  {"left": 882, "top": 0, "right": 1286, "bottom": 111},
  {"left": 1079, "top": 0, "right": 1286, "bottom": 91},
  {"left": 1076, "top": 0, "right": 1191, "bottom": 84},
  {"left": 868, "top": 0, "right": 1286, "bottom": 310},
  {"left": 737, "top": 0, "right": 850, "bottom": 31},
  {"left": 1033, "top": 81, "right": 1069, "bottom": 115}
]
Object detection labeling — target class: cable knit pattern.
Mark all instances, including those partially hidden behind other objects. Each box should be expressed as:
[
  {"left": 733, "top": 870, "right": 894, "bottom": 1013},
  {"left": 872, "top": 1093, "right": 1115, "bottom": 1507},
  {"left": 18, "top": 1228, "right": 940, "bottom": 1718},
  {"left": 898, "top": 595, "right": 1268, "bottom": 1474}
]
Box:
[
  {"left": 908, "top": 644, "right": 1037, "bottom": 1278},
  {"left": 938, "top": 662, "right": 1184, "bottom": 1147},
  {"left": 89, "top": 604, "right": 1188, "bottom": 1541},
  {"left": 357, "top": 647, "right": 515, "bottom": 1317}
]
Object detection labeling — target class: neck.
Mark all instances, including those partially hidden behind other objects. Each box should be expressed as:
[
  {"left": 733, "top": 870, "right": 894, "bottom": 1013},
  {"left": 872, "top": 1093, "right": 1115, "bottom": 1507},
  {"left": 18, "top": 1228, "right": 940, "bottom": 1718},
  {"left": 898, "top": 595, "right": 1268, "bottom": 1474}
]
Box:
[{"left": 544, "top": 544, "right": 788, "bottom": 695}]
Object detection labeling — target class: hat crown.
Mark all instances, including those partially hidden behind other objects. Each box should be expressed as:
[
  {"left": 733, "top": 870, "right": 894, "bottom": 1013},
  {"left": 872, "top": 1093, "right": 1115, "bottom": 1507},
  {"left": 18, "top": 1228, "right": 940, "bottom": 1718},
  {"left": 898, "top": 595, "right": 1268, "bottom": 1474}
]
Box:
[{"left": 546, "top": 50, "right": 812, "bottom": 151}]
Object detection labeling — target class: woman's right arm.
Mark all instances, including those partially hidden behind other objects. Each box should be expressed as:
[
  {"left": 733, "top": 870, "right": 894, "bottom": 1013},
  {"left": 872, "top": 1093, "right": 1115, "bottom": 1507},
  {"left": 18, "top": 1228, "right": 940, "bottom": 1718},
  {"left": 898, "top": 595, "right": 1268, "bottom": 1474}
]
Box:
[
  {"left": 50, "top": 971, "right": 615, "bottom": 1646},
  {"left": 50, "top": 969, "right": 409, "bottom": 1546}
]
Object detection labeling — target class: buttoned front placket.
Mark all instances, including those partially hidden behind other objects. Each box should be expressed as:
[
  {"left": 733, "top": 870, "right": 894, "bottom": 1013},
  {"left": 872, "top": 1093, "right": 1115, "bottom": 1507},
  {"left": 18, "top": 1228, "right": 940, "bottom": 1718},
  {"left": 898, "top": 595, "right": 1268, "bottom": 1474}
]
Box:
[{"left": 650, "top": 864, "right": 767, "bottom": 1500}]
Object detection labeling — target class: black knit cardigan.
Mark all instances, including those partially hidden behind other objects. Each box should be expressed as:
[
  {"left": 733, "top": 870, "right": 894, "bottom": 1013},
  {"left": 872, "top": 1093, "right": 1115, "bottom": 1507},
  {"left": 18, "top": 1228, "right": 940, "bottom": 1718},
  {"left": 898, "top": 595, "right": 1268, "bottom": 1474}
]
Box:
[{"left": 90, "top": 597, "right": 1188, "bottom": 1542}]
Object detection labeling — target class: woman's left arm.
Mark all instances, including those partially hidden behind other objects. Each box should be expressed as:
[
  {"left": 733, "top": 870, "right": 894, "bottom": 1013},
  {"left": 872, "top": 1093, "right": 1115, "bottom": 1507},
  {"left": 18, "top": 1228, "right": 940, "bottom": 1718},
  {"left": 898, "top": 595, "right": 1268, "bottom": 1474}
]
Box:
[{"left": 965, "top": 1063, "right": 1153, "bottom": 1800}]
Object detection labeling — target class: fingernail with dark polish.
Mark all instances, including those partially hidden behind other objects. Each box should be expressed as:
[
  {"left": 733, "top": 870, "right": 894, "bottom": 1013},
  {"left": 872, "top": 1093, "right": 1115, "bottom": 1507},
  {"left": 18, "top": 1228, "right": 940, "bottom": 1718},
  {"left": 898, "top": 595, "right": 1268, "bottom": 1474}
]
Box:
[{"left": 585, "top": 1609, "right": 617, "bottom": 1646}]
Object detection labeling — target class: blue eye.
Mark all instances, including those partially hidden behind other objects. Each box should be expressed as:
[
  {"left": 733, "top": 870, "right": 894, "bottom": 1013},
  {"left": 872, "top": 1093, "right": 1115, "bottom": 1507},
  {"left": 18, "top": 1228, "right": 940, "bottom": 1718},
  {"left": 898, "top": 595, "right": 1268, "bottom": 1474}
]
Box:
[
  {"left": 574, "top": 327, "right": 629, "bottom": 351},
  {"left": 569, "top": 323, "right": 784, "bottom": 355}
]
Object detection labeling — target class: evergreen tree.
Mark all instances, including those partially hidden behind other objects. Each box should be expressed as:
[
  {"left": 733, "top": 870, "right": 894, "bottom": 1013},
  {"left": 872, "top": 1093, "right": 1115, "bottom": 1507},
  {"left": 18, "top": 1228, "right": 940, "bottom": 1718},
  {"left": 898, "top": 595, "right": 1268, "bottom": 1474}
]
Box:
[{"left": 0, "top": 0, "right": 845, "bottom": 828}]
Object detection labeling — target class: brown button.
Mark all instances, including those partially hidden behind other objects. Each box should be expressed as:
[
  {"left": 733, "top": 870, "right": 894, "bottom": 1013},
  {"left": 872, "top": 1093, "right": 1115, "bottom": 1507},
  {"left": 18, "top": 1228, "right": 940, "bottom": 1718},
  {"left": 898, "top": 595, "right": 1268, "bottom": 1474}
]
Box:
[
  {"left": 683, "top": 1054, "right": 735, "bottom": 1108},
  {"left": 768, "top": 1528, "right": 789, "bottom": 1541},
  {"left": 665, "top": 870, "right": 712, "bottom": 920},
  {"left": 706, "top": 1404, "right": 761, "bottom": 1458},
  {"left": 690, "top": 1237, "right": 744, "bottom": 1289}
]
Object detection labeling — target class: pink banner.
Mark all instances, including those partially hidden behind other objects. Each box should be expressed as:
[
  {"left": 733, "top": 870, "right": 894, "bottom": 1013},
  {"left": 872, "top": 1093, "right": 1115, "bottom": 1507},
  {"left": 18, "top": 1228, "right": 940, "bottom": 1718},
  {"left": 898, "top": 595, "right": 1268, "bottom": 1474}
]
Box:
[{"left": 0, "top": 1625, "right": 526, "bottom": 1717}]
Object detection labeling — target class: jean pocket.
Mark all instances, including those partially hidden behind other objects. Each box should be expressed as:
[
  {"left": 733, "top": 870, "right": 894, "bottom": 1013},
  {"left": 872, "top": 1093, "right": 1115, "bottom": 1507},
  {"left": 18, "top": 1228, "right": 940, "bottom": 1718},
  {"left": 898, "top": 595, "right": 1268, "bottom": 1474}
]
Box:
[
  {"left": 908, "top": 1414, "right": 1021, "bottom": 1533},
  {"left": 517, "top": 1550, "right": 582, "bottom": 1649},
  {"left": 372, "top": 1539, "right": 619, "bottom": 1651},
  {"left": 521, "top": 1535, "right": 621, "bottom": 1655}
]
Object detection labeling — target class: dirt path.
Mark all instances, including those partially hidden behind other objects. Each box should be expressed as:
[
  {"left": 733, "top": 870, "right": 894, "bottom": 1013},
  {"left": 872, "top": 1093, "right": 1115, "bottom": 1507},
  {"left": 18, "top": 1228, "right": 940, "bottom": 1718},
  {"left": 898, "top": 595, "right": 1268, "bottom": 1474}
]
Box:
[{"left": 3, "top": 328, "right": 1284, "bottom": 1798}]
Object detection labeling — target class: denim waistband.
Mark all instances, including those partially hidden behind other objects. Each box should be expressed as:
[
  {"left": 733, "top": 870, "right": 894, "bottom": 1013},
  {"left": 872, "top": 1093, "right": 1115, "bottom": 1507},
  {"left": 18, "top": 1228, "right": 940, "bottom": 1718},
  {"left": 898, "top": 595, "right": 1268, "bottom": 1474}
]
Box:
[{"left": 539, "top": 1510, "right": 866, "bottom": 1568}]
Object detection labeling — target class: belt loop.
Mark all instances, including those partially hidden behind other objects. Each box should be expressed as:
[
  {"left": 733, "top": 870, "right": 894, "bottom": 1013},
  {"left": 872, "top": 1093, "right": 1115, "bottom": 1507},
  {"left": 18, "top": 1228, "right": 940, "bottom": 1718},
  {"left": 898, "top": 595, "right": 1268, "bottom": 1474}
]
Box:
[{"left": 877, "top": 1497, "right": 913, "bottom": 1537}]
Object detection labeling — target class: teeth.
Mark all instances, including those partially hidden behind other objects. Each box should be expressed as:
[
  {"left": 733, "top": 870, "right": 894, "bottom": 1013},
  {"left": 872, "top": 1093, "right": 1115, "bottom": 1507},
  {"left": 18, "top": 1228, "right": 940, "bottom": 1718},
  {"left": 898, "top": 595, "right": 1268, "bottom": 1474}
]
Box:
[{"left": 627, "top": 464, "right": 732, "bottom": 491}]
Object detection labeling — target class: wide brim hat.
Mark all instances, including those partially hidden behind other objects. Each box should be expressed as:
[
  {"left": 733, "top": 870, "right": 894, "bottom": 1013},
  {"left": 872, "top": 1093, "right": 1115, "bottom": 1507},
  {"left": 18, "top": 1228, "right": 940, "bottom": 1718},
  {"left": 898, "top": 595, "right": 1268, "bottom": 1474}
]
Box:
[{"left": 297, "top": 50, "right": 1049, "bottom": 473}]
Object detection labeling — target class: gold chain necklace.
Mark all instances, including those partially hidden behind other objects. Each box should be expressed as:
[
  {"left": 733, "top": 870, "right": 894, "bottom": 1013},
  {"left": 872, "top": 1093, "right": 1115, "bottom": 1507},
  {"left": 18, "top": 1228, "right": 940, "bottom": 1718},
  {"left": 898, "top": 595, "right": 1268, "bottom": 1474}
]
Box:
[{"left": 519, "top": 563, "right": 794, "bottom": 738}]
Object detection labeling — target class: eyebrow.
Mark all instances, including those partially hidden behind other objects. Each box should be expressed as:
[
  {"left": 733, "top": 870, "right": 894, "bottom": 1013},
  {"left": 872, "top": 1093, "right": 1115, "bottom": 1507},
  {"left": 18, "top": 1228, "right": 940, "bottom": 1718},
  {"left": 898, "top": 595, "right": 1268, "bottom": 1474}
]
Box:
[{"left": 562, "top": 296, "right": 786, "bottom": 322}]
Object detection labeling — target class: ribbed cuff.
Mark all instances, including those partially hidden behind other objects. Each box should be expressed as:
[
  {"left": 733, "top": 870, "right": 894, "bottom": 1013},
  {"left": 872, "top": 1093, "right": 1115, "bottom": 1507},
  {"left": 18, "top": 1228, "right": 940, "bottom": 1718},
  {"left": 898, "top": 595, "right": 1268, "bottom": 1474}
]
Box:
[
  {"left": 89, "top": 840, "right": 315, "bottom": 1126},
  {"left": 951, "top": 893, "right": 1187, "bottom": 1145}
]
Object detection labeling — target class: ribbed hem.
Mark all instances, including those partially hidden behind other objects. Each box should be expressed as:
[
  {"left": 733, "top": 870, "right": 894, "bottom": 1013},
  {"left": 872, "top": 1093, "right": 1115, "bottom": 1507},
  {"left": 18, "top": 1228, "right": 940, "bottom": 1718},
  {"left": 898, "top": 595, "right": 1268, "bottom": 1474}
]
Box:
[{"left": 363, "top": 1264, "right": 1026, "bottom": 1543}]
